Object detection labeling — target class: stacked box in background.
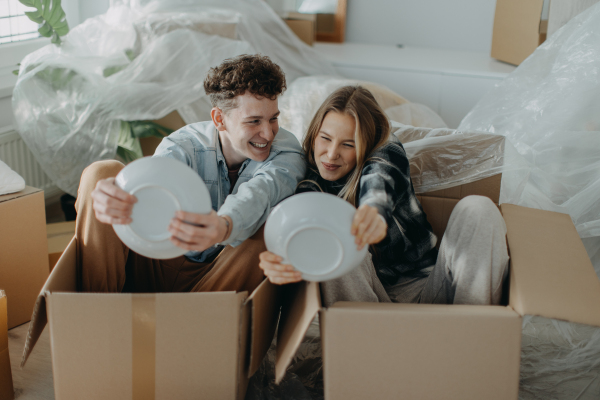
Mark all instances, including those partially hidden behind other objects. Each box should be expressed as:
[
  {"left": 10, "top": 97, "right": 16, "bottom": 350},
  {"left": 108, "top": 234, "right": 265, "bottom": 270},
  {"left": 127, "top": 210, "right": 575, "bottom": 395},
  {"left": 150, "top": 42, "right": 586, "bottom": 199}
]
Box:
[
  {"left": 491, "top": 0, "right": 600, "bottom": 66},
  {"left": 284, "top": 12, "right": 316, "bottom": 46},
  {"left": 0, "top": 291, "right": 14, "bottom": 400},
  {"left": 491, "top": 0, "right": 547, "bottom": 66},
  {"left": 0, "top": 187, "right": 49, "bottom": 329}
]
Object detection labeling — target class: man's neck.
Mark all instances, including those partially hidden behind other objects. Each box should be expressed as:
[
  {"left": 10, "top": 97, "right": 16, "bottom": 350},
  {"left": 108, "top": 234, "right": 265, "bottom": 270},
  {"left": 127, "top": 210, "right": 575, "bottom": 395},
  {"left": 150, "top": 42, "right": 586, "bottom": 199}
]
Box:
[{"left": 218, "top": 130, "right": 246, "bottom": 171}]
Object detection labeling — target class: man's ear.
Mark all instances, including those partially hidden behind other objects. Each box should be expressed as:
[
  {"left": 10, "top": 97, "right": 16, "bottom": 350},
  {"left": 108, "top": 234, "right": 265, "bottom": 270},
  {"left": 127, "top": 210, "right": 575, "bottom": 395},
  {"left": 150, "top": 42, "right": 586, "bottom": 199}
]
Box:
[{"left": 211, "top": 107, "right": 227, "bottom": 132}]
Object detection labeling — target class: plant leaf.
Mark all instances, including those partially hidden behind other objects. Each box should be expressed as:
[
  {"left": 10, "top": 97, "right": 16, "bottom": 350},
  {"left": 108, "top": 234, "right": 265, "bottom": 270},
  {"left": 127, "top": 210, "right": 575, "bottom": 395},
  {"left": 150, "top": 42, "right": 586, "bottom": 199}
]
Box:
[
  {"left": 25, "top": 11, "right": 44, "bottom": 23},
  {"left": 117, "top": 121, "right": 143, "bottom": 163},
  {"left": 21, "top": 0, "right": 69, "bottom": 44},
  {"left": 48, "top": 0, "right": 63, "bottom": 25},
  {"left": 38, "top": 22, "right": 52, "bottom": 37},
  {"left": 129, "top": 120, "right": 174, "bottom": 138},
  {"left": 50, "top": 32, "right": 60, "bottom": 44}
]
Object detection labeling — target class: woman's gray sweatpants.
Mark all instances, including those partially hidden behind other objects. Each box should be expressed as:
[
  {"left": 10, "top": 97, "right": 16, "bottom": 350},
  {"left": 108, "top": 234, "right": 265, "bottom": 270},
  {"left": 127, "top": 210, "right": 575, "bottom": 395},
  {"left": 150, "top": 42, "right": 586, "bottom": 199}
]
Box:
[{"left": 320, "top": 195, "right": 510, "bottom": 307}]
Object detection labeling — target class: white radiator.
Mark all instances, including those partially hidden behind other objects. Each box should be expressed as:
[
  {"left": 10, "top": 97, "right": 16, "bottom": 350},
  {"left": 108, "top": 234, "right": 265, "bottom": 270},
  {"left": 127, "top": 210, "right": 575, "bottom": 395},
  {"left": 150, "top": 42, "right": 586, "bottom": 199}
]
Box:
[{"left": 0, "top": 126, "right": 61, "bottom": 199}]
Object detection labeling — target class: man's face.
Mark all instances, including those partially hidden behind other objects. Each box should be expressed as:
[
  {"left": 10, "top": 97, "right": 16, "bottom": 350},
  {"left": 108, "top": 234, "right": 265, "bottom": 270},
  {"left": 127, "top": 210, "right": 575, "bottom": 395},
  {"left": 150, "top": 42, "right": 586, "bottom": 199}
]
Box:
[{"left": 214, "top": 92, "right": 280, "bottom": 168}]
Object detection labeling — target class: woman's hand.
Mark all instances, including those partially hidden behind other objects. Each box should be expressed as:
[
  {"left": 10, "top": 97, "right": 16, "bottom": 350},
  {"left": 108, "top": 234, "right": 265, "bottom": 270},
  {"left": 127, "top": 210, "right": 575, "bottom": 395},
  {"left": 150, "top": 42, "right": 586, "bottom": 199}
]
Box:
[
  {"left": 351, "top": 204, "right": 387, "bottom": 250},
  {"left": 259, "top": 251, "right": 303, "bottom": 285}
]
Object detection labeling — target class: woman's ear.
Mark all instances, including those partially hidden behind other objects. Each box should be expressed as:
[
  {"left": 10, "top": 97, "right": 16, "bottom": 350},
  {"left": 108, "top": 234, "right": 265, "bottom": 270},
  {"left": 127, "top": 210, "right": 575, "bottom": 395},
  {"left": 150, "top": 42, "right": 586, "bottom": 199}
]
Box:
[{"left": 211, "top": 107, "right": 227, "bottom": 131}]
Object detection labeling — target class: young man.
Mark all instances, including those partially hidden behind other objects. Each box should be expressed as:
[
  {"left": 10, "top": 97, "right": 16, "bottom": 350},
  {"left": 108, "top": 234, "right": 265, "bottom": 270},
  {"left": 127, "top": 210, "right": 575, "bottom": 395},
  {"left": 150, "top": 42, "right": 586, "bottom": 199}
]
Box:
[{"left": 76, "top": 54, "right": 306, "bottom": 294}]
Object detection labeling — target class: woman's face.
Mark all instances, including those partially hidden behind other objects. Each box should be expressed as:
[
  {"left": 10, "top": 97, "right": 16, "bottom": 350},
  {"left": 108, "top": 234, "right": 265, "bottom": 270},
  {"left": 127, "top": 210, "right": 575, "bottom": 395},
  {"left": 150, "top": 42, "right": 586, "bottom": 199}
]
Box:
[{"left": 314, "top": 111, "right": 357, "bottom": 181}]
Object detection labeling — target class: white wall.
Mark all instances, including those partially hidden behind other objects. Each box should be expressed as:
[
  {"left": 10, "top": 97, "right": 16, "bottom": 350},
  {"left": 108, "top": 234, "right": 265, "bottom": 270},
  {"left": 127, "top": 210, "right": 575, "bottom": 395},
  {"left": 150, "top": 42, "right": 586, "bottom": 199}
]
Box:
[
  {"left": 345, "top": 0, "right": 498, "bottom": 53},
  {"left": 76, "top": 0, "right": 504, "bottom": 53},
  {"left": 78, "top": 0, "right": 109, "bottom": 25}
]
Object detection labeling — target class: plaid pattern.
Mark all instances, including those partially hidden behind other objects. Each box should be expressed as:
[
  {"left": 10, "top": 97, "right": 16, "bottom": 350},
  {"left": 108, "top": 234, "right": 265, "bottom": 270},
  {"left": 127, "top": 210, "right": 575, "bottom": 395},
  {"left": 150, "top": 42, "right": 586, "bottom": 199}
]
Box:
[{"left": 297, "top": 141, "right": 438, "bottom": 286}]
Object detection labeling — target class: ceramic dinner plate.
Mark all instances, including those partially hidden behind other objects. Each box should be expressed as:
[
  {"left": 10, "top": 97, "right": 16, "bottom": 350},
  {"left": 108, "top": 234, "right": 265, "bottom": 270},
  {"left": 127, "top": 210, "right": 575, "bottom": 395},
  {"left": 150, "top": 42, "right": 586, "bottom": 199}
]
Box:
[
  {"left": 113, "top": 157, "right": 212, "bottom": 259},
  {"left": 264, "top": 192, "right": 368, "bottom": 282}
]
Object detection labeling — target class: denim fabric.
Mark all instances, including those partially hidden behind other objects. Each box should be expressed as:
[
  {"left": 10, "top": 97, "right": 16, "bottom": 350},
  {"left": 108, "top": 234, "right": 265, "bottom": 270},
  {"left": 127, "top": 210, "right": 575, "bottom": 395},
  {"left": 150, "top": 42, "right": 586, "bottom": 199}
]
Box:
[{"left": 153, "top": 121, "right": 306, "bottom": 262}]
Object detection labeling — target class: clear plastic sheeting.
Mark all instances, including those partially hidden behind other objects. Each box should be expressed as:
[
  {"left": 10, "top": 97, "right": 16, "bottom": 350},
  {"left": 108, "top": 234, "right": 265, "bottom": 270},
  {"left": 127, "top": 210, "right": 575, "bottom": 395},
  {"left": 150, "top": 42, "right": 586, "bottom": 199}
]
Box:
[
  {"left": 12, "top": 0, "right": 336, "bottom": 195},
  {"left": 385, "top": 103, "right": 447, "bottom": 129},
  {"left": 520, "top": 316, "right": 600, "bottom": 400},
  {"left": 279, "top": 76, "right": 451, "bottom": 145},
  {"left": 459, "top": 2, "right": 600, "bottom": 241},
  {"left": 458, "top": 4, "right": 600, "bottom": 398},
  {"left": 279, "top": 76, "right": 411, "bottom": 143},
  {"left": 390, "top": 123, "right": 528, "bottom": 195}
]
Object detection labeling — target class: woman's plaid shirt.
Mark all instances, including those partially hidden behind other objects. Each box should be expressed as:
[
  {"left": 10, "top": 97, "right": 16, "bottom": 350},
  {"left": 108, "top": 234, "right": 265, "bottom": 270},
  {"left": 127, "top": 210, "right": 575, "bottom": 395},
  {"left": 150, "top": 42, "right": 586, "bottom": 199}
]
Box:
[{"left": 296, "top": 141, "right": 438, "bottom": 286}]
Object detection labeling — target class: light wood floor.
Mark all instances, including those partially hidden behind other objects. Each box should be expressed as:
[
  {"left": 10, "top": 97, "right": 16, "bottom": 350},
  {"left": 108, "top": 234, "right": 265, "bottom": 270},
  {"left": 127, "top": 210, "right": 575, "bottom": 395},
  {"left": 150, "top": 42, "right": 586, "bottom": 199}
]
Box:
[{"left": 8, "top": 323, "right": 54, "bottom": 399}]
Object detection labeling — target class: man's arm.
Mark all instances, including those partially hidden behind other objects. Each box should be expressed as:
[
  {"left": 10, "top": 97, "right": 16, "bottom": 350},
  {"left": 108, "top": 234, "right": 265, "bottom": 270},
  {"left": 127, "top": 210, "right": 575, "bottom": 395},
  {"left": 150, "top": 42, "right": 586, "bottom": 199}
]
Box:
[{"left": 218, "top": 147, "right": 306, "bottom": 247}]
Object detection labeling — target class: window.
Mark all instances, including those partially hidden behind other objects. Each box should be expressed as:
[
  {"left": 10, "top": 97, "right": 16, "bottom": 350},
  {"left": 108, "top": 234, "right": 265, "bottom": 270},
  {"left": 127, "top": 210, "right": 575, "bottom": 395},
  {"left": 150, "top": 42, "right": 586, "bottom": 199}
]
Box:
[{"left": 0, "top": 0, "right": 40, "bottom": 44}]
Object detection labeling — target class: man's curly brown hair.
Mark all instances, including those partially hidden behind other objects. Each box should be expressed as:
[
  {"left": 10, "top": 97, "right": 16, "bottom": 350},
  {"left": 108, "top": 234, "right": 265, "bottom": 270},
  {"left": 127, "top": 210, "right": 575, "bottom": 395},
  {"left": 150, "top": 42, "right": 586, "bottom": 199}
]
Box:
[{"left": 203, "top": 54, "right": 286, "bottom": 113}]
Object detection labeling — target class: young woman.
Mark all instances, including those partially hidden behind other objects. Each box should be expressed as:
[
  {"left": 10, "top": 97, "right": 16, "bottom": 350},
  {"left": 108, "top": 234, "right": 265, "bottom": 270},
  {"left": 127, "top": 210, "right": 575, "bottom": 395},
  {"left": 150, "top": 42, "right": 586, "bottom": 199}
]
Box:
[{"left": 259, "top": 86, "right": 509, "bottom": 306}]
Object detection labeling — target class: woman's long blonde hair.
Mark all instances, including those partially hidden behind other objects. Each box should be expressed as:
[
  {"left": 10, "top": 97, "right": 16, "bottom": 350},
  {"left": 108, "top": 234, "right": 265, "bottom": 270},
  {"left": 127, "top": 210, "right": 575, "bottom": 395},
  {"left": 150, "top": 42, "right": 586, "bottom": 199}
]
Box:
[{"left": 302, "top": 86, "right": 391, "bottom": 206}]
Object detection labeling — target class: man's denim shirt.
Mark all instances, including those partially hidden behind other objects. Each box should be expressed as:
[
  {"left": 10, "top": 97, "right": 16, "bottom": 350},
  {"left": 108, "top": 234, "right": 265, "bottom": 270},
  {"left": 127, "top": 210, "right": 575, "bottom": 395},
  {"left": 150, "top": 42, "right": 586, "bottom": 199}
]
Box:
[{"left": 153, "top": 121, "right": 306, "bottom": 262}]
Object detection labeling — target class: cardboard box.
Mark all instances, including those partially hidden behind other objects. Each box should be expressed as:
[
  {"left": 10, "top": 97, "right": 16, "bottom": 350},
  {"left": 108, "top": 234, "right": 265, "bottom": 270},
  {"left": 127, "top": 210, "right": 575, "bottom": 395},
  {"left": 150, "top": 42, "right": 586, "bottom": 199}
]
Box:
[
  {"left": 284, "top": 16, "right": 316, "bottom": 46},
  {"left": 0, "top": 187, "right": 49, "bottom": 329},
  {"left": 47, "top": 221, "right": 76, "bottom": 272},
  {"left": 491, "top": 0, "right": 548, "bottom": 65},
  {"left": 22, "top": 237, "right": 281, "bottom": 399},
  {"left": 275, "top": 176, "right": 600, "bottom": 399},
  {"left": 0, "top": 291, "right": 14, "bottom": 400}
]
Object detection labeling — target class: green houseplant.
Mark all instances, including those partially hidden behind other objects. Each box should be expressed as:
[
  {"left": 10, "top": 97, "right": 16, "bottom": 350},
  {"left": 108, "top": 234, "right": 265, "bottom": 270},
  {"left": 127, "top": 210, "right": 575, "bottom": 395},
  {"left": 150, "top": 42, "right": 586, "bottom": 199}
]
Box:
[{"left": 16, "top": 0, "right": 175, "bottom": 163}]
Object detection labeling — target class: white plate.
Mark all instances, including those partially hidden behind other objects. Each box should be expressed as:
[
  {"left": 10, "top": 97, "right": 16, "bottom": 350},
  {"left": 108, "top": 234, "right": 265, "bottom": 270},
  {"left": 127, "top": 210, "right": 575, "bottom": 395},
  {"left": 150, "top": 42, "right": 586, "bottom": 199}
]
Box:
[
  {"left": 264, "top": 192, "right": 367, "bottom": 282},
  {"left": 113, "top": 157, "right": 212, "bottom": 259}
]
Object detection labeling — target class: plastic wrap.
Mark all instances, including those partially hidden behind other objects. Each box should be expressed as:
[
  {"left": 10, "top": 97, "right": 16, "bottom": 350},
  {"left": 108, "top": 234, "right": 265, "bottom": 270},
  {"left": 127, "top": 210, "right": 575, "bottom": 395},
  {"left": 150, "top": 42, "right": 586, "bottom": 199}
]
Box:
[
  {"left": 458, "top": 4, "right": 600, "bottom": 398},
  {"left": 279, "top": 76, "right": 410, "bottom": 143},
  {"left": 520, "top": 316, "right": 600, "bottom": 400},
  {"left": 12, "top": 0, "right": 336, "bottom": 195},
  {"left": 459, "top": 3, "right": 600, "bottom": 241}
]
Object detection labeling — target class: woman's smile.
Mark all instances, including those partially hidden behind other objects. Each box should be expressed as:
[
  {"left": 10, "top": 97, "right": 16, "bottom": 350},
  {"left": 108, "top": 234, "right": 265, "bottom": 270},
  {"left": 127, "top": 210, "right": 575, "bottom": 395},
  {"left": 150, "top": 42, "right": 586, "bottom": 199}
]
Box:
[
  {"left": 314, "top": 112, "right": 357, "bottom": 181},
  {"left": 321, "top": 161, "right": 341, "bottom": 171}
]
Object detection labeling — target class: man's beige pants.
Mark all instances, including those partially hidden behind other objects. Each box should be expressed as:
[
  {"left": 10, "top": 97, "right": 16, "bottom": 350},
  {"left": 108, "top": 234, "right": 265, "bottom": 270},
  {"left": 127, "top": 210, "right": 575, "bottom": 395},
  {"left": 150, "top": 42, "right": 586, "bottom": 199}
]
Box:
[{"left": 74, "top": 160, "right": 266, "bottom": 294}]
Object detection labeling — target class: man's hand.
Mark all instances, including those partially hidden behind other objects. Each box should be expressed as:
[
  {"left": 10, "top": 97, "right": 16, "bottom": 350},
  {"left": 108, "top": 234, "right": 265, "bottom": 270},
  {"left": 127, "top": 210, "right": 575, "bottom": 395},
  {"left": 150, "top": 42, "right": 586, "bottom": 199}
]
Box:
[
  {"left": 351, "top": 204, "right": 388, "bottom": 250},
  {"left": 259, "top": 251, "right": 303, "bottom": 285},
  {"left": 91, "top": 177, "right": 137, "bottom": 224},
  {"left": 168, "top": 210, "right": 229, "bottom": 252}
]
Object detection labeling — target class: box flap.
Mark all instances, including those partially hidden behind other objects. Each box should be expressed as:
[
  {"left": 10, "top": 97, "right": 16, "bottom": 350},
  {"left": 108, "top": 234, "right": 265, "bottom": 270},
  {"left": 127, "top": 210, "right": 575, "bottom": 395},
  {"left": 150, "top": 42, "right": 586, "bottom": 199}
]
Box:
[
  {"left": 246, "top": 279, "right": 281, "bottom": 377},
  {"left": 491, "top": 0, "right": 544, "bottom": 65},
  {"left": 501, "top": 204, "right": 600, "bottom": 327},
  {"left": 0, "top": 290, "right": 14, "bottom": 400},
  {"left": 275, "top": 281, "right": 320, "bottom": 384},
  {"left": 0, "top": 186, "right": 42, "bottom": 204},
  {"left": 321, "top": 303, "right": 521, "bottom": 400},
  {"left": 21, "top": 236, "right": 77, "bottom": 367},
  {"left": 237, "top": 293, "right": 251, "bottom": 400}
]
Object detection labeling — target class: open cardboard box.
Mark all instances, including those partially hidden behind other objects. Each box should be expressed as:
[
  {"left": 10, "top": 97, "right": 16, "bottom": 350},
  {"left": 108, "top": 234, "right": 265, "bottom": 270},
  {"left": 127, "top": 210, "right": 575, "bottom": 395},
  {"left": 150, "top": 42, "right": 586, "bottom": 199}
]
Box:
[
  {"left": 22, "top": 237, "right": 282, "bottom": 399},
  {"left": 275, "top": 174, "right": 600, "bottom": 399}
]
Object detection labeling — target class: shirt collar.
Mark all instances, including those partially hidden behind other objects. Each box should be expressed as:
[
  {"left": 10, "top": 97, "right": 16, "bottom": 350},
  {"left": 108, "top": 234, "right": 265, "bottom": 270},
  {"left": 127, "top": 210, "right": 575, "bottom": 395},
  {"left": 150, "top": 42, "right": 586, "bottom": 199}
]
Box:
[{"left": 214, "top": 127, "right": 251, "bottom": 173}]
